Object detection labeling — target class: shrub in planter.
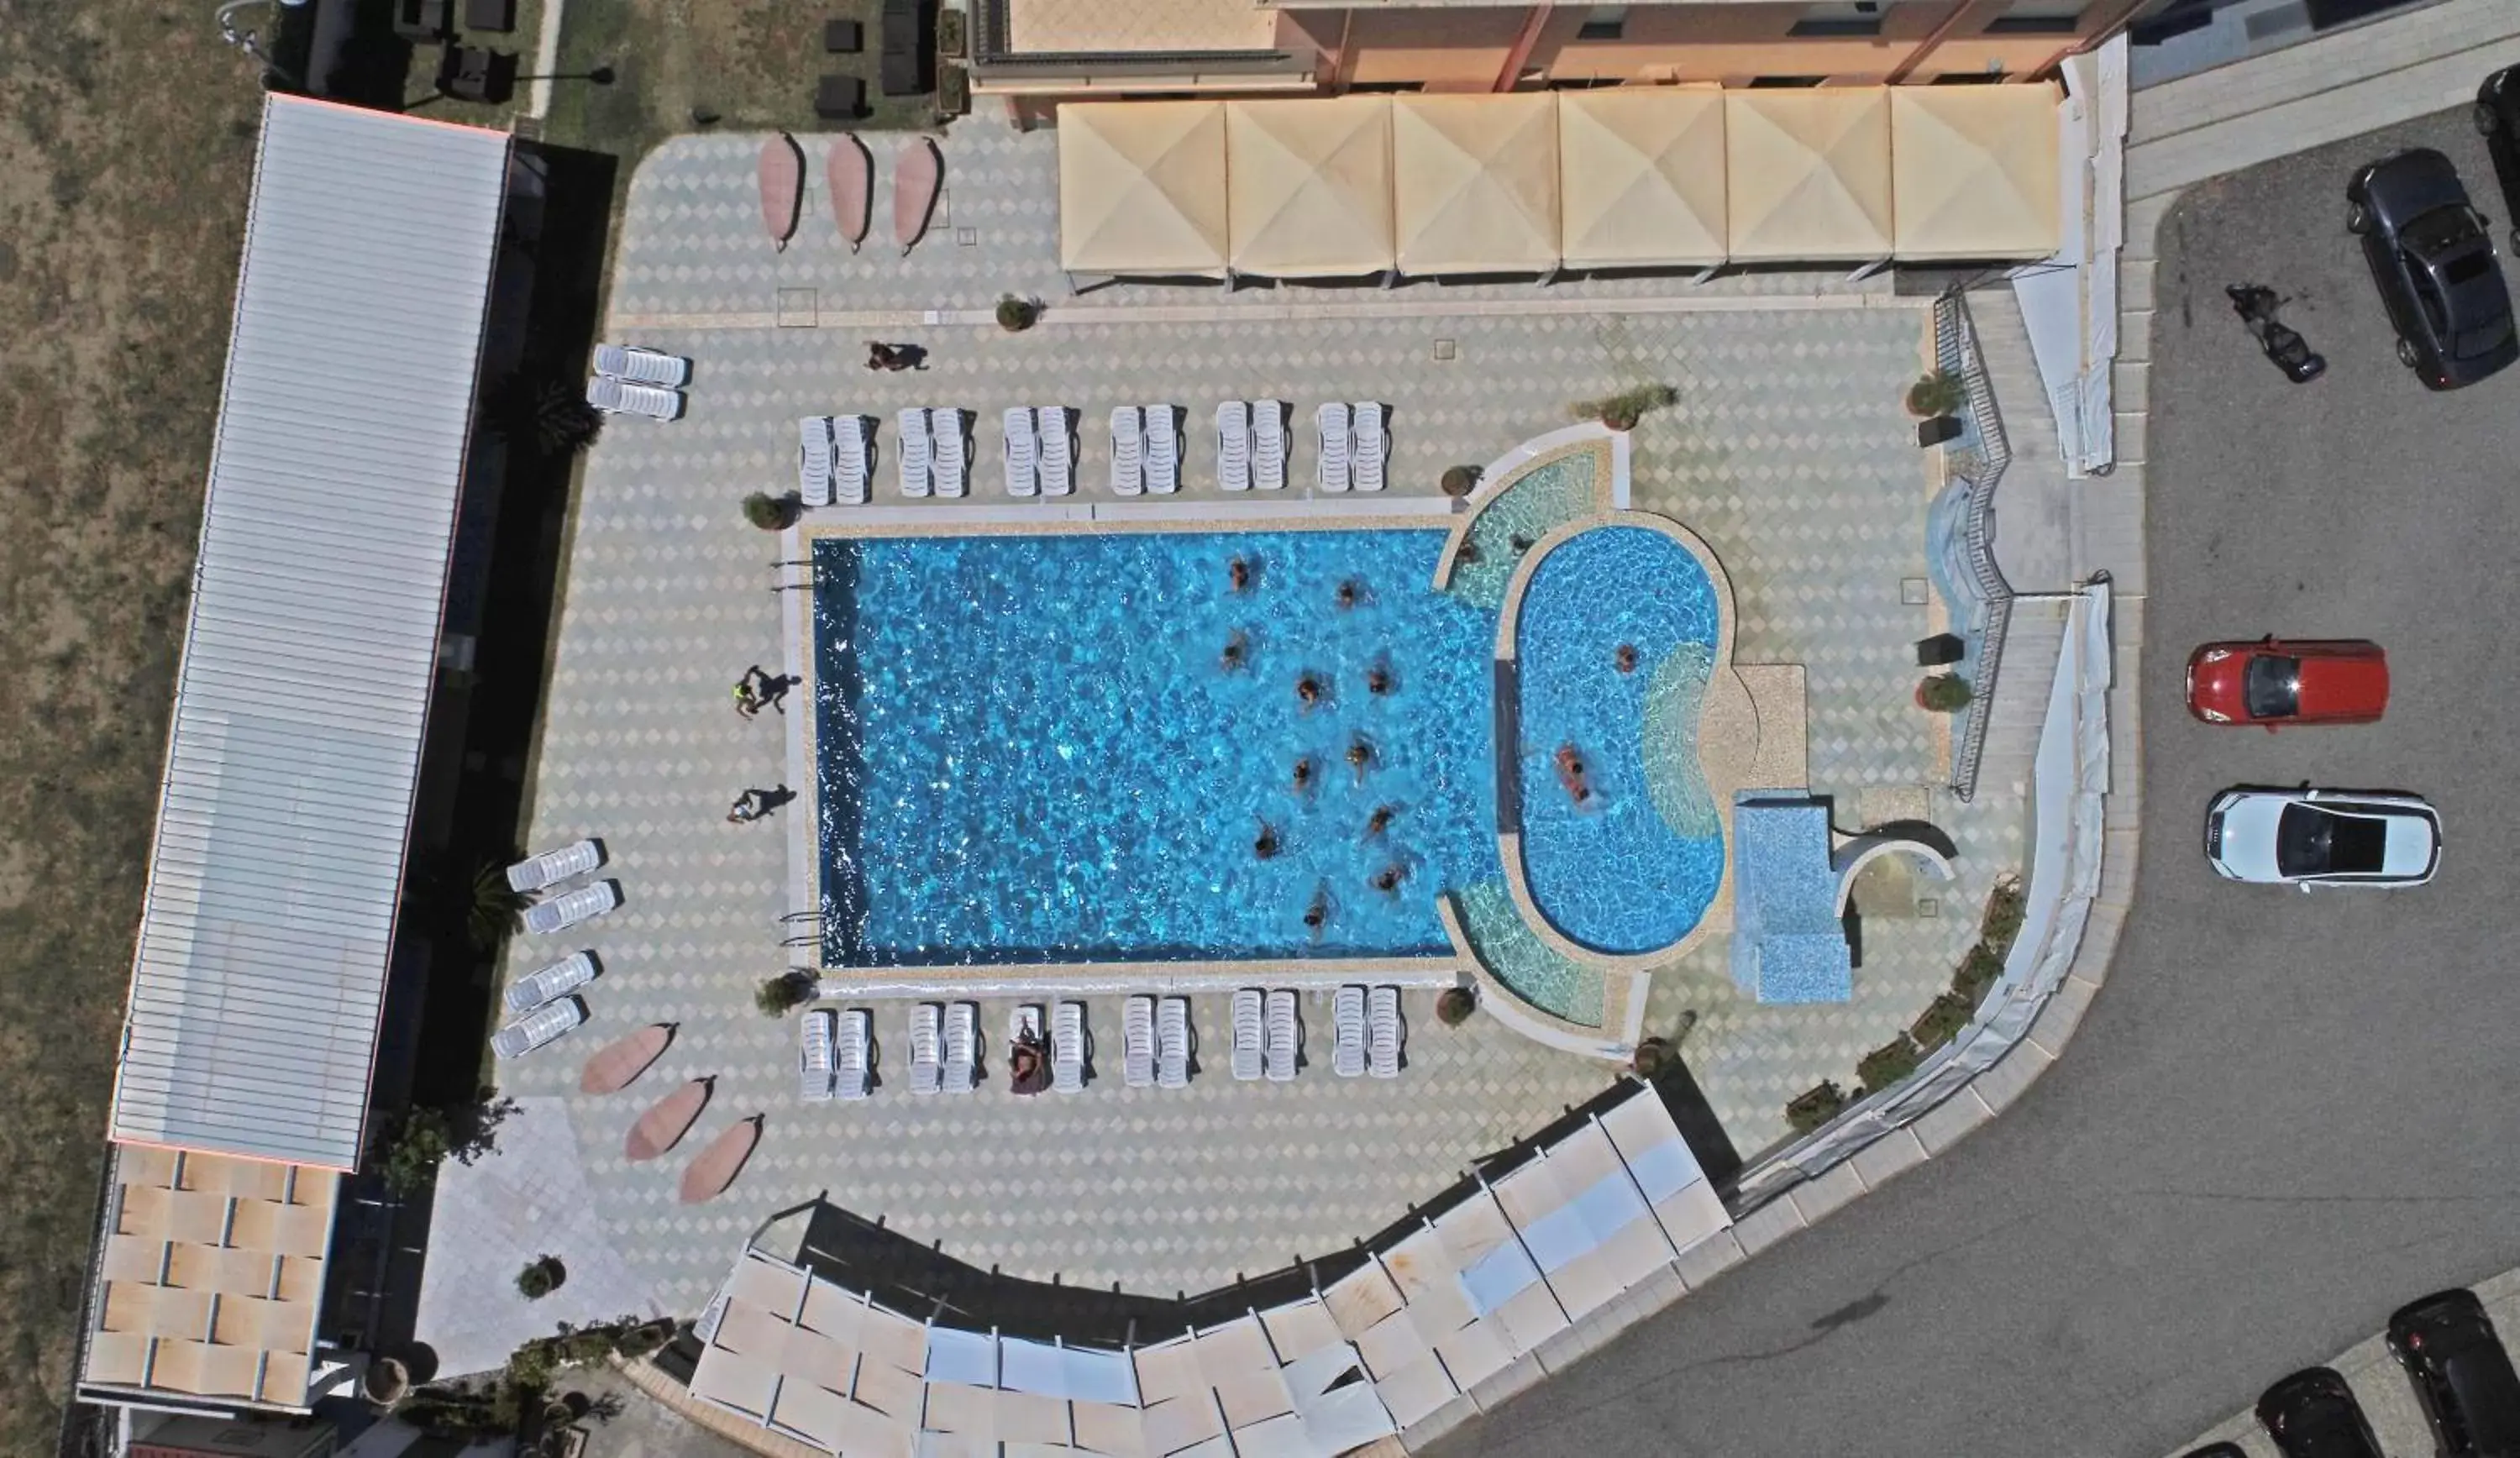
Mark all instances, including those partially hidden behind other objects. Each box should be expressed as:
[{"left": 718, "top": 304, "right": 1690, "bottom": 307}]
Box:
[
  {"left": 1572, "top": 383, "right": 1678, "bottom": 432},
  {"left": 1981, "top": 876, "right": 2027, "bottom": 956},
  {"left": 612, "top": 1321, "right": 672, "bottom": 1360},
  {"left": 995, "top": 295, "right": 1042, "bottom": 333},
  {"left": 937, "top": 7, "right": 968, "bottom": 55},
  {"left": 1954, "top": 941, "right": 2003, "bottom": 1004},
  {"left": 516, "top": 1255, "right": 566, "bottom": 1301},
  {"left": 1784, "top": 1080, "right": 1845, "bottom": 1136},
  {"left": 1909, "top": 991, "right": 1976, "bottom": 1053},
  {"left": 1630, "top": 1037, "right": 1672, "bottom": 1079},
  {"left": 1440, "top": 464, "right": 1481, "bottom": 498},
  {"left": 1915, "top": 674, "right": 1972, "bottom": 713},
  {"left": 742, "top": 491, "right": 798, "bottom": 531},
  {"left": 755, "top": 970, "right": 816, "bottom": 1018},
  {"left": 1855, "top": 1034, "right": 1923, "bottom": 1094},
  {"left": 1435, "top": 986, "right": 1477, "bottom": 1027},
  {"left": 1905, "top": 368, "right": 1966, "bottom": 418}
]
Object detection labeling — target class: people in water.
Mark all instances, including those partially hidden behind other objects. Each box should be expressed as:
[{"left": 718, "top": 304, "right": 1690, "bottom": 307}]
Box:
[
  {"left": 1335, "top": 578, "right": 1366, "bottom": 611},
  {"left": 1346, "top": 735, "right": 1374, "bottom": 784},
  {"left": 1368, "top": 863, "right": 1405, "bottom": 895},
  {"left": 1296, "top": 674, "right": 1326, "bottom": 712},
  {"left": 1362, "top": 804, "right": 1395, "bottom": 841},
  {"left": 1253, "top": 819, "right": 1280, "bottom": 860},
  {"left": 1615, "top": 643, "right": 1639, "bottom": 674},
  {"left": 1302, "top": 884, "right": 1331, "bottom": 941},
  {"left": 1292, "top": 756, "right": 1316, "bottom": 795},
  {"left": 1457, "top": 538, "right": 1482, "bottom": 564},
  {"left": 1509, "top": 533, "right": 1535, "bottom": 553},
  {"left": 1229, "top": 556, "right": 1252, "bottom": 594},
  {"left": 1221, "top": 631, "right": 1249, "bottom": 672},
  {"left": 1365, "top": 659, "right": 1394, "bottom": 696},
  {"left": 1554, "top": 743, "right": 1593, "bottom": 806}
]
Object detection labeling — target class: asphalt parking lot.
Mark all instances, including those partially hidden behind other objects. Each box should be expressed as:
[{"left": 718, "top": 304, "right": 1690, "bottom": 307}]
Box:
[{"left": 1433, "top": 107, "right": 2520, "bottom": 1458}]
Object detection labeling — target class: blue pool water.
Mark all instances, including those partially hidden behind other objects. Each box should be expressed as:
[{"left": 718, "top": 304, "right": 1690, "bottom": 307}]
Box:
[
  {"left": 1514, "top": 527, "right": 1725, "bottom": 955},
  {"left": 813, "top": 530, "right": 1502, "bottom": 965}
]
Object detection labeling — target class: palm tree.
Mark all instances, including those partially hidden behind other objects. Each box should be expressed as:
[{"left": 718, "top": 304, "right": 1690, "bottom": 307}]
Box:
[{"left": 470, "top": 863, "right": 528, "bottom": 950}]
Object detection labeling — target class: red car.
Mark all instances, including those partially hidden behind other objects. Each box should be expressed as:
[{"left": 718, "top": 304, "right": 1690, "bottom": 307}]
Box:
[{"left": 2186, "top": 638, "right": 2389, "bottom": 727}]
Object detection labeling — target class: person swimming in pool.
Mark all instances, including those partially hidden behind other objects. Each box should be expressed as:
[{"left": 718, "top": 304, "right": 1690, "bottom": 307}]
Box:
[
  {"left": 1365, "top": 659, "right": 1394, "bottom": 696},
  {"left": 1221, "top": 631, "right": 1249, "bottom": 672},
  {"left": 1229, "top": 556, "right": 1252, "bottom": 594},
  {"left": 1615, "top": 643, "right": 1639, "bottom": 674},
  {"left": 1253, "top": 818, "right": 1280, "bottom": 860},
  {"left": 1303, "top": 884, "right": 1331, "bottom": 940},
  {"left": 1362, "top": 804, "right": 1395, "bottom": 842},
  {"left": 1347, "top": 735, "right": 1374, "bottom": 784},
  {"left": 1555, "top": 743, "right": 1593, "bottom": 806},
  {"left": 1368, "top": 863, "right": 1404, "bottom": 895},
  {"left": 1292, "top": 756, "right": 1316, "bottom": 795},
  {"left": 1335, "top": 578, "right": 1366, "bottom": 611},
  {"left": 1296, "top": 674, "right": 1326, "bottom": 712}
]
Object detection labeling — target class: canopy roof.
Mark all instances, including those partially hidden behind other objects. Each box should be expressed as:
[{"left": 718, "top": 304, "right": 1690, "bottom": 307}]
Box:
[
  {"left": 1557, "top": 87, "right": 1727, "bottom": 270},
  {"left": 1890, "top": 83, "right": 2064, "bottom": 261},
  {"left": 1390, "top": 93, "right": 1559, "bottom": 275},
  {"left": 1058, "top": 100, "right": 1231, "bottom": 278},
  {"left": 1724, "top": 87, "right": 1893, "bottom": 263},
  {"left": 1226, "top": 96, "right": 1395, "bottom": 278}
]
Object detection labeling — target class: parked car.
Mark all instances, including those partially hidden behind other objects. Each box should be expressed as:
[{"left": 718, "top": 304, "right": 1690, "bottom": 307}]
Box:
[
  {"left": 2347, "top": 148, "right": 2519, "bottom": 389},
  {"left": 2178, "top": 1445, "right": 2248, "bottom": 1458},
  {"left": 2259, "top": 1367, "right": 2385, "bottom": 1458},
  {"left": 2476, "top": 66, "right": 2520, "bottom": 253},
  {"left": 2387, "top": 1288, "right": 2520, "bottom": 1457},
  {"left": 2205, "top": 788, "right": 2441, "bottom": 889},
  {"left": 2186, "top": 638, "right": 2389, "bottom": 726}
]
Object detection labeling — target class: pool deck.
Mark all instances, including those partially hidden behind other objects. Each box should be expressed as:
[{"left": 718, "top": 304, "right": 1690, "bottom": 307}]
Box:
[{"left": 478, "top": 123, "right": 2044, "bottom": 1320}]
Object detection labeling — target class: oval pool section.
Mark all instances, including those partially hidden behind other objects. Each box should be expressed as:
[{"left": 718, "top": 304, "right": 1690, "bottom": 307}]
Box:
[{"left": 1513, "top": 525, "right": 1725, "bottom": 956}]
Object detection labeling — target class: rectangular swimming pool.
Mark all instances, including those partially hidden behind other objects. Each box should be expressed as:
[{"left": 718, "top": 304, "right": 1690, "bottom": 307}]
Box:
[{"left": 811, "top": 527, "right": 1503, "bottom": 967}]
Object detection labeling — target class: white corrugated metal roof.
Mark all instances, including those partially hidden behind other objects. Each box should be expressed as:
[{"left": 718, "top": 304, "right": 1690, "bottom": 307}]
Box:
[{"left": 108, "top": 96, "right": 512, "bottom": 1170}]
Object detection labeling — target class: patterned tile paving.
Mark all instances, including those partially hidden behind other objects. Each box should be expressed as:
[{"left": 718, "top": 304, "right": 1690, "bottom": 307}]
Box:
[{"left": 472, "top": 123, "right": 2033, "bottom": 1323}]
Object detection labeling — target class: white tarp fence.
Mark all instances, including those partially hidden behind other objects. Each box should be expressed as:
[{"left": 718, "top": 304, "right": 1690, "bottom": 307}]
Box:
[{"left": 2013, "top": 34, "right": 2128, "bottom": 478}]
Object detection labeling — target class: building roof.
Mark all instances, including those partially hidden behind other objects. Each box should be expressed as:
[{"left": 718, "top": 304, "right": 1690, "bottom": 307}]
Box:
[
  {"left": 1008, "top": 0, "right": 1280, "bottom": 52},
  {"left": 1058, "top": 100, "right": 1231, "bottom": 277},
  {"left": 81, "top": 1146, "right": 340, "bottom": 1411},
  {"left": 1890, "top": 83, "right": 2065, "bottom": 262},
  {"left": 108, "top": 95, "right": 511, "bottom": 1171}
]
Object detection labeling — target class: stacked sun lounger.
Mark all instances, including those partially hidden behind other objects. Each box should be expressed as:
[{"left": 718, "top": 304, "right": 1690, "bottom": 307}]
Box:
[
  {"left": 1036, "top": 406, "right": 1074, "bottom": 496},
  {"left": 836, "top": 1008, "right": 873, "bottom": 1099},
  {"left": 1332, "top": 985, "right": 1368, "bottom": 1078},
  {"left": 928, "top": 407, "right": 969, "bottom": 498},
  {"left": 895, "top": 407, "right": 932, "bottom": 498},
  {"left": 943, "top": 1000, "right": 978, "bottom": 1093},
  {"left": 595, "top": 343, "right": 690, "bottom": 386},
  {"left": 1352, "top": 401, "right": 1389, "bottom": 492},
  {"left": 798, "top": 417, "right": 835, "bottom": 507},
  {"left": 1001, "top": 406, "right": 1037, "bottom": 498},
  {"left": 1215, "top": 401, "right": 1252, "bottom": 492},
  {"left": 832, "top": 415, "right": 869, "bottom": 504},
  {"left": 522, "top": 879, "right": 620, "bottom": 936},
  {"left": 1143, "top": 405, "right": 1180, "bottom": 494},
  {"left": 909, "top": 1003, "right": 943, "bottom": 1095},
  {"left": 506, "top": 839, "right": 604, "bottom": 894},
  {"left": 1157, "top": 996, "right": 1191, "bottom": 1089},
  {"left": 1109, "top": 405, "right": 1144, "bottom": 496},
  {"left": 1123, "top": 995, "right": 1157, "bottom": 1088},
  {"left": 585, "top": 375, "right": 684, "bottom": 422},
  {"left": 1315, "top": 401, "right": 1352, "bottom": 491},
  {"left": 1253, "top": 401, "right": 1288, "bottom": 491},
  {"left": 1369, "top": 985, "right": 1404, "bottom": 1079},
  {"left": 1231, "top": 989, "right": 1265, "bottom": 1082},
  {"left": 800, "top": 1007, "right": 837, "bottom": 1102},
  {"left": 506, "top": 951, "right": 599, "bottom": 1015},
  {"left": 1052, "top": 1001, "right": 1086, "bottom": 1094},
  {"left": 491, "top": 997, "right": 585, "bottom": 1059},
  {"left": 1264, "top": 989, "right": 1299, "bottom": 1083},
  {"left": 588, "top": 344, "right": 690, "bottom": 421}
]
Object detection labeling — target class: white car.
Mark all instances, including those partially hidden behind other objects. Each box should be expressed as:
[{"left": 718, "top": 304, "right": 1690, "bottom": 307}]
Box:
[{"left": 2204, "top": 788, "right": 2440, "bottom": 889}]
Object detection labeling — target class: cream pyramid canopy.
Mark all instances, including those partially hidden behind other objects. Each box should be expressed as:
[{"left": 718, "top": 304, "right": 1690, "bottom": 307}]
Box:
[
  {"left": 1390, "top": 93, "right": 1560, "bottom": 275},
  {"left": 1226, "top": 96, "right": 1397, "bottom": 279},
  {"left": 1557, "top": 88, "right": 1727, "bottom": 270},
  {"left": 1724, "top": 87, "right": 1893, "bottom": 263},
  {"left": 1058, "top": 100, "right": 1231, "bottom": 278},
  {"left": 1889, "top": 84, "right": 2064, "bottom": 262}
]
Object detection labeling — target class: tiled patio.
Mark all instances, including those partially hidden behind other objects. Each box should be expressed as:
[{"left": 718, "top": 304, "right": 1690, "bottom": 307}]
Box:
[{"left": 463, "top": 125, "right": 2034, "bottom": 1334}]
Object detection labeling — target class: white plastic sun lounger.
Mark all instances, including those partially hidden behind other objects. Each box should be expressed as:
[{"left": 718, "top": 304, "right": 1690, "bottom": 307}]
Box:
[
  {"left": 1122, "top": 995, "right": 1156, "bottom": 1089},
  {"left": 1265, "top": 989, "right": 1299, "bottom": 1083},
  {"left": 800, "top": 1007, "right": 837, "bottom": 1103},
  {"left": 506, "top": 951, "right": 599, "bottom": 1014},
  {"left": 929, "top": 407, "right": 969, "bottom": 498},
  {"left": 909, "top": 1004, "right": 943, "bottom": 1096},
  {"left": 1252, "top": 400, "right": 1287, "bottom": 491},
  {"left": 798, "top": 417, "right": 835, "bottom": 507},
  {"left": 1108, "top": 405, "right": 1145, "bottom": 496},
  {"left": 837, "top": 1008, "right": 872, "bottom": 1100},
  {"left": 585, "top": 375, "right": 684, "bottom": 422},
  {"left": 491, "top": 997, "right": 584, "bottom": 1059},
  {"left": 1002, "top": 406, "right": 1038, "bottom": 498},
  {"left": 1352, "top": 401, "right": 1388, "bottom": 493},
  {"left": 943, "top": 1001, "right": 979, "bottom": 1094},
  {"left": 1332, "top": 984, "right": 1368, "bottom": 1078},
  {"left": 1369, "top": 985, "right": 1403, "bottom": 1079},
  {"left": 522, "top": 879, "right": 619, "bottom": 936},
  {"left": 1157, "top": 996, "right": 1191, "bottom": 1089},
  {"left": 1231, "top": 989, "right": 1265, "bottom": 1083},
  {"left": 1315, "top": 401, "right": 1352, "bottom": 492},
  {"left": 1053, "top": 1001, "right": 1086, "bottom": 1094},
  {"left": 895, "top": 406, "right": 932, "bottom": 498},
  {"left": 1215, "top": 401, "right": 1252, "bottom": 493},
  {"left": 1036, "top": 406, "right": 1074, "bottom": 496},
  {"left": 505, "top": 838, "right": 603, "bottom": 894},
  {"left": 832, "top": 415, "right": 869, "bottom": 505},
  {"left": 594, "top": 343, "right": 690, "bottom": 387},
  {"left": 1143, "top": 405, "right": 1180, "bottom": 494}
]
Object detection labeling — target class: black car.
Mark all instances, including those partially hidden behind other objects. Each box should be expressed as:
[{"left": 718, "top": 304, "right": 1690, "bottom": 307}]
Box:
[
  {"left": 2346, "top": 148, "right": 2520, "bottom": 389},
  {"left": 2179, "top": 1445, "right": 2248, "bottom": 1458},
  {"left": 2387, "top": 1288, "right": 2520, "bottom": 1457},
  {"left": 2476, "top": 66, "right": 2520, "bottom": 253},
  {"left": 2259, "top": 1366, "right": 2385, "bottom": 1458}
]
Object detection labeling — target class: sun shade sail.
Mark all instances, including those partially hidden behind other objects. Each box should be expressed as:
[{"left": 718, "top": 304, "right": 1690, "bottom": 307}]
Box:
[
  {"left": 1725, "top": 87, "right": 1893, "bottom": 263},
  {"left": 1391, "top": 92, "right": 1560, "bottom": 275},
  {"left": 1557, "top": 87, "right": 1728, "bottom": 269},
  {"left": 1226, "top": 96, "right": 1396, "bottom": 278},
  {"left": 1890, "top": 83, "right": 2064, "bottom": 262},
  {"left": 1059, "top": 100, "right": 1231, "bottom": 277}
]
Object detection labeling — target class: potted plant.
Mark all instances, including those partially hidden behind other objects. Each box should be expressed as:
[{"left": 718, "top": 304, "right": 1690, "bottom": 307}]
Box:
[
  {"left": 755, "top": 970, "right": 816, "bottom": 1018},
  {"left": 995, "top": 295, "right": 1042, "bottom": 333},
  {"left": 1440, "top": 464, "right": 1481, "bottom": 499},
  {"left": 1784, "top": 1080, "right": 1846, "bottom": 1135},
  {"left": 1572, "top": 383, "right": 1678, "bottom": 433},
  {"left": 1905, "top": 368, "right": 1966, "bottom": 417},
  {"left": 516, "top": 1255, "right": 566, "bottom": 1301},
  {"left": 1915, "top": 674, "right": 1972, "bottom": 713},
  {"left": 742, "top": 491, "right": 799, "bottom": 531},
  {"left": 1435, "top": 986, "right": 1477, "bottom": 1027},
  {"left": 1630, "top": 1037, "right": 1672, "bottom": 1079}
]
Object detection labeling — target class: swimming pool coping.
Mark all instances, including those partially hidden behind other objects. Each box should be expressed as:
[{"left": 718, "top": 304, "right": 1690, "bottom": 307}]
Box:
[{"left": 1429, "top": 425, "right": 1624, "bottom": 594}]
